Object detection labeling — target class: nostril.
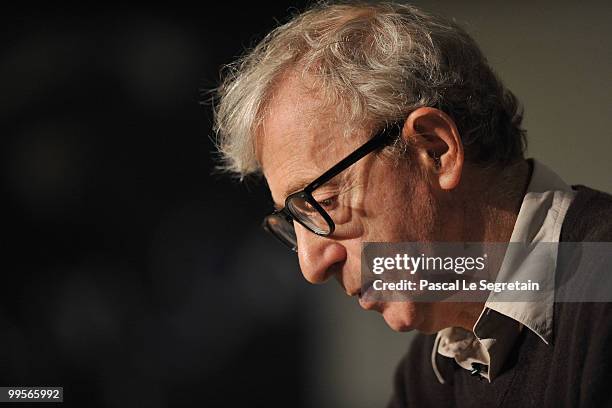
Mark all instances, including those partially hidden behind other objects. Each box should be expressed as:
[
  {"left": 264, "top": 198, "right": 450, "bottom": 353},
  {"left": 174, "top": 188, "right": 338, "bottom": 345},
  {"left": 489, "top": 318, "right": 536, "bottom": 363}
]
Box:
[{"left": 327, "top": 261, "right": 344, "bottom": 277}]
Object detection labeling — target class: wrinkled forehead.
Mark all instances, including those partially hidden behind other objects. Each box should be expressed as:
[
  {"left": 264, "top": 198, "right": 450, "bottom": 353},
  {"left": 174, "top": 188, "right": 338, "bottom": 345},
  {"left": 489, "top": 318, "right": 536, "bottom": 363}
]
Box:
[
  {"left": 258, "top": 73, "right": 337, "bottom": 169},
  {"left": 257, "top": 72, "right": 367, "bottom": 203}
]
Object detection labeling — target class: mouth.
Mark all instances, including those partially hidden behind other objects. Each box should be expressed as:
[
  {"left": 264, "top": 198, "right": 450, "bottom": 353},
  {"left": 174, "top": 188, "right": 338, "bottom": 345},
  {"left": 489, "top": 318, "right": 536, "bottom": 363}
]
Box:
[
  {"left": 348, "top": 279, "right": 373, "bottom": 297},
  {"left": 357, "top": 280, "right": 381, "bottom": 311}
]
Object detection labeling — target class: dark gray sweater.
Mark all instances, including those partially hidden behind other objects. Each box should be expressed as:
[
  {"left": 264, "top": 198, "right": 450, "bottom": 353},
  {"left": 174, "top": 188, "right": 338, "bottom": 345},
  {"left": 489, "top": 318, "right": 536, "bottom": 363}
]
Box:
[{"left": 388, "top": 186, "right": 612, "bottom": 408}]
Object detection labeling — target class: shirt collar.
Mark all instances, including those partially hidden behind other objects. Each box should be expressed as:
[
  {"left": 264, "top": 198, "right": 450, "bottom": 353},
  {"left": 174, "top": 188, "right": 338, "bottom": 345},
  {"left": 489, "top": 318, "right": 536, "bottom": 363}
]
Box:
[{"left": 485, "top": 158, "right": 575, "bottom": 343}]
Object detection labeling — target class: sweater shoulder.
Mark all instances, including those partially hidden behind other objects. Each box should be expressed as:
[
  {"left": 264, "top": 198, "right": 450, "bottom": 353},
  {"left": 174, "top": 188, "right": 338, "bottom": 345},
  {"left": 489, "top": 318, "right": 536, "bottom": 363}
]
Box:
[{"left": 561, "top": 185, "right": 612, "bottom": 241}]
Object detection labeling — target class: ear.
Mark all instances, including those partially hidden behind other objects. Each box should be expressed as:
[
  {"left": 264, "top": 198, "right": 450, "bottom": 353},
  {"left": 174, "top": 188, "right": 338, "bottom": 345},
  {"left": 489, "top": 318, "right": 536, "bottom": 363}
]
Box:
[{"left": 401, "top": 107, "right": 464, "bottom": 190}]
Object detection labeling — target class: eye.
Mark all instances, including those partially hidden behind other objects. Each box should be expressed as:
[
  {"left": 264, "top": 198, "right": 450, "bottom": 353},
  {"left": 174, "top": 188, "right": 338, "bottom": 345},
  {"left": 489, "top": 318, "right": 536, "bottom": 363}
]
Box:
[{"left": 317, "top": 196, "right": 338, "bottom": 210}]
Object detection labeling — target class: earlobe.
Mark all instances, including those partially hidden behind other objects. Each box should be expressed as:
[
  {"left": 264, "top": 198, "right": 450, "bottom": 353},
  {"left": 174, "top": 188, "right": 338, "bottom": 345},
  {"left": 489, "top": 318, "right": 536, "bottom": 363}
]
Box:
[{"left": 402, "top": 107, "right": 464, "bottom": 190}]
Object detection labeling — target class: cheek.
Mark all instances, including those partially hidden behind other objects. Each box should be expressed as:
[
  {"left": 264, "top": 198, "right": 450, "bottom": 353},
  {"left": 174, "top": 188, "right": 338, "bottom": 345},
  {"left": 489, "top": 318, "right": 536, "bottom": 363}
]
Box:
[{"left": 362, "top": 181, "right": 435, "bottom": 242}]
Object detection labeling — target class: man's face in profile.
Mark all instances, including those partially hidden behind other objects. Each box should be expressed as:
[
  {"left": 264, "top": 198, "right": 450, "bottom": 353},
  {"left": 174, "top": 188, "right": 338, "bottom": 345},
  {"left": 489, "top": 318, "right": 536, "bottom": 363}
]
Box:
[{"left": 258, "top": 71, "right": 459, "bottom": 333}]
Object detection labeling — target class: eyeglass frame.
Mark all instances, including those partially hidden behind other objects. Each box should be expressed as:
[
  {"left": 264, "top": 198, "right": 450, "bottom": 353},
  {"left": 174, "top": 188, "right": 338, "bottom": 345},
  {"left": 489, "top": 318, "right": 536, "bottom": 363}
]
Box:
[{"left": 262, "top": 121, "right": 404, "bottom": 251}]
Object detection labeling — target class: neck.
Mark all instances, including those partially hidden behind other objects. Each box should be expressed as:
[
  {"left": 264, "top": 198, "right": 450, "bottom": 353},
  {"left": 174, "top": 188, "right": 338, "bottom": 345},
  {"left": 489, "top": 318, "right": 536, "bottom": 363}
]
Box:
[
  {"left": 455, "top": 159, "right": 531, "bottom": 243},
  {"left": 484, "top": 160, "right": 531, "bottom": 242},
  {"left": 448, "top": 159, "right": 531, "bottom": 331}
]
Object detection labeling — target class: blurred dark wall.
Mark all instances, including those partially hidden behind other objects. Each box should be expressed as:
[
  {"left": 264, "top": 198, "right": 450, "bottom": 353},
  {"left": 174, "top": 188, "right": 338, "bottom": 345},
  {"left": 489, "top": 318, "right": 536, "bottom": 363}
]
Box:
[
  {"left": 1, "top": 4, "right": 310, "bottom": 407},
  {"left": 2, "top": 2, "right": 611, "bottom": 408}
]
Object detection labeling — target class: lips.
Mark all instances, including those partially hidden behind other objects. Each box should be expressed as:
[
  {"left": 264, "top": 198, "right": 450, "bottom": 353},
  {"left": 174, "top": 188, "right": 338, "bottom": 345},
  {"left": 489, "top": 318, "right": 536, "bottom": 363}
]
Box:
[
  {"left": 348, "top": 279, "right": 372, "bottom": 297},
  {"left": 358, "top": 280, "right": 381, "bottom": 311},
  {"left": 358, "top": 280, "right": 374, "bottom": 298}
]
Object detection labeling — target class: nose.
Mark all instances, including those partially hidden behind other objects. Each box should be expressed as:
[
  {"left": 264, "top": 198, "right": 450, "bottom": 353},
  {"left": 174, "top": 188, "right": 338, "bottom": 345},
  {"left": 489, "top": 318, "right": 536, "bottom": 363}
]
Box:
[{"left": 294, "top": 222, "right": 347, "bottom": 284}]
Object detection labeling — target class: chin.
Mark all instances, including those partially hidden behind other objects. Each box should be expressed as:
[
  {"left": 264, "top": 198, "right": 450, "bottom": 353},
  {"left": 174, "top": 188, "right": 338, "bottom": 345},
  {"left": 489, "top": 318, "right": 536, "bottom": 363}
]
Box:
[{"left": 381, "top": 302, "right": 423, "bottom": 332}]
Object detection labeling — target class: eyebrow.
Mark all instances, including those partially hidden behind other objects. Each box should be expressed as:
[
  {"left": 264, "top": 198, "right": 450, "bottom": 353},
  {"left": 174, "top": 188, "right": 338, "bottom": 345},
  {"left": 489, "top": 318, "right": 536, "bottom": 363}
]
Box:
[
  {"left": 273, "top": 178, "right": 311, "bottom": 209},
  {"left": 283, "top": 178, "right": 312, "bottom": 200}
]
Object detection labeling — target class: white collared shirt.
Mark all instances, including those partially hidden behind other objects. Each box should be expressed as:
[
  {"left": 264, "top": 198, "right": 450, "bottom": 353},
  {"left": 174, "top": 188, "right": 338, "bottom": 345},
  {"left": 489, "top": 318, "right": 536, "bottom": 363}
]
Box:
[{"left": 432, "top": 159, "right": 576, "bottom": 383}]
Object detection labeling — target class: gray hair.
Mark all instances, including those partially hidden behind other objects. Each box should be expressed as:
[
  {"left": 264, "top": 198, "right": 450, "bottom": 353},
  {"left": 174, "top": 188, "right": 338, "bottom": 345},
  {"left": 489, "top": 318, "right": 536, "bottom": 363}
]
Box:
[{"left": 213, "top": 1, "right": 526, "bottom": 177}]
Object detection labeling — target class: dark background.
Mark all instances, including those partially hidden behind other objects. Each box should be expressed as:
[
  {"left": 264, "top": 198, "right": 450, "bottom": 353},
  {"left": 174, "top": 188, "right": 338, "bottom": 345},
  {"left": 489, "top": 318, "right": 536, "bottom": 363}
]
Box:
[
  {"left": 2, "top": 2, "right": 611, "bottom": 407},
  {"left": 2, "top": 3, "right": 312, "bottom": 407}
]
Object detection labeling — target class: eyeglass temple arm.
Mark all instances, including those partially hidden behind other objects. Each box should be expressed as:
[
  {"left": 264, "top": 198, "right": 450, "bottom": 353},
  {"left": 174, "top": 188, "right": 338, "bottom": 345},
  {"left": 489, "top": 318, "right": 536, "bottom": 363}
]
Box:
[{"left": 306, "top": 122, "right": 403, "bottom": 192}]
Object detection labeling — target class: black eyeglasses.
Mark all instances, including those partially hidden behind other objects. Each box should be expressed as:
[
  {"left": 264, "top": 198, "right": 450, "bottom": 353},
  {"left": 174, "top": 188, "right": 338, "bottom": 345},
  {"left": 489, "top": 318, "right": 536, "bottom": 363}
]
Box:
[{"left": 262, "top": 122, "right": 403, "bottom": 252}]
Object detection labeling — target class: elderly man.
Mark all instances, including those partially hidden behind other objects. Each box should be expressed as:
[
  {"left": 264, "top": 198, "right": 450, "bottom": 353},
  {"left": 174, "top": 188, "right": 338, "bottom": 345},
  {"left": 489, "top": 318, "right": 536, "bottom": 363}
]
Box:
[{"left": 213, "top": 2, "right": 612, "bottom": 407}]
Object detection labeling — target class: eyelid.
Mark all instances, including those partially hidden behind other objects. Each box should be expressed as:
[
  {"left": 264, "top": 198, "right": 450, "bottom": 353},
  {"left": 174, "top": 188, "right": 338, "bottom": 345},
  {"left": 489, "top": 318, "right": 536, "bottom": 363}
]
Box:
[{"left": 311, "top": 189, "right": 340, "bottom": 201}]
